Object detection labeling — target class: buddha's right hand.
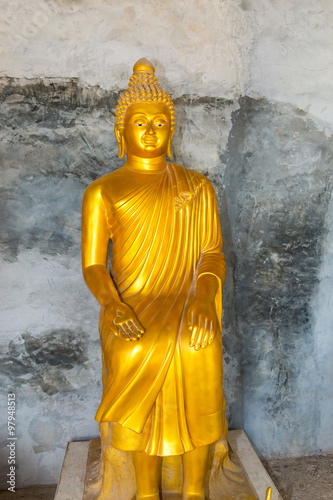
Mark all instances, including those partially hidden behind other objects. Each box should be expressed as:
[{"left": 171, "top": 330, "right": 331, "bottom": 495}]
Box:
[{"left": 103, "top": 302, "right": 145, "bottom": 341}]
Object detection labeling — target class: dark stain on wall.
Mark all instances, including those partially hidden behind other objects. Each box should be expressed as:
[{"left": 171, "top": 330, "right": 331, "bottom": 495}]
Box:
[
  {"left": 223, "top": 96, "right": 333, "bottom": 452},
  {"left": 0, "top": 77, "right": 123, "bottom": 184},
  {"left": 0, "top": 329, "right": 88, "bottom": 396},
  {"left": 0, "top": 78, "right": 123, "bottom": 263},
  {"left": 0, "top": 77, "right": 119, "bottom": 110}
]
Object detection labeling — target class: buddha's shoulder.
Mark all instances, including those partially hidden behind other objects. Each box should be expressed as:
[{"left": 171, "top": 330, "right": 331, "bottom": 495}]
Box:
[
  {"left": 83, "top": 169, "right": 127, "bottom": 200},
  {"left": 169, "top": 163, "right": 212, "bottom": 187}
]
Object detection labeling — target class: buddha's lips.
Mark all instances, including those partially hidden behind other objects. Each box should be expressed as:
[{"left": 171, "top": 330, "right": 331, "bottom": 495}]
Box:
[{"left": 143, "top": 137, "right": 157, "bottom": 146}]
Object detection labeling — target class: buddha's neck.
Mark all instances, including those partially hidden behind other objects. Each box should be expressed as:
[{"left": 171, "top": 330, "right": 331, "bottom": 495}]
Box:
[{"left": 124, "top": 153, "right": 167, "bottom": 173}]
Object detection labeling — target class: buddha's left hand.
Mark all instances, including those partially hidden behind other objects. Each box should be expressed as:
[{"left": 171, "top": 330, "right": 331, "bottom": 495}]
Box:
[{"left": 187, "top": 299, "right": 219, "bottom": 350}]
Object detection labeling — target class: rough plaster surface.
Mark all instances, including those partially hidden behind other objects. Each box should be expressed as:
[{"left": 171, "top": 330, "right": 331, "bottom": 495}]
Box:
[
  {"left": 223, "top": 97, "right": 333, "bottom": 456},
  {"left": 0, "top": 0, "right": 248, "bottom": 98},
  {"left": 0, "top": 1, "right": 333, "bottom": 131},
  {"left": 244, "top": 0, "right": 333, "bottom": 133}
]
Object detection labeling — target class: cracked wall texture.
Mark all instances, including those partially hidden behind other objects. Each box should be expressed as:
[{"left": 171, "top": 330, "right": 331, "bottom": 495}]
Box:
[{"left": 0, "top": 0, "right": 333, "bottom": 489}]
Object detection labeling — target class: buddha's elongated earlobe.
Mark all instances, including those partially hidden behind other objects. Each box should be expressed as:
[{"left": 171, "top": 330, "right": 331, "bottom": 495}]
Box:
[
  {"left": 114, "top": 124, "right": 125, "bottom": 159},
  {"left": 166, "top": 130, "right": 174, "bottom": 159}
]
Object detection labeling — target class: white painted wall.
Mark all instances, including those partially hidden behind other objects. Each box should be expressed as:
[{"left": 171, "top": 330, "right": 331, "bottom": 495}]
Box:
[
  {"left": 245, "top": 0, "right": 333, "bottom": 134},
  {"left": 1, "top": 0, "right": 332, "bottom": 131}
]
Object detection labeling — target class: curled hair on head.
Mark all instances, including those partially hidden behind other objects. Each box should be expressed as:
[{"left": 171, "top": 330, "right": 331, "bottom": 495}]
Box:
[{"left": 115, "top": 58, "right": 176, "bottom": 132}]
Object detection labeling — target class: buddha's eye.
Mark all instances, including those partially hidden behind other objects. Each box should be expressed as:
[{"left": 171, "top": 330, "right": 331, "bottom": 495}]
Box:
[
  {"left": 154, "top": 121, "right": 166, "bottom": 127},
  {"left": 134, "top": 118, "right": 146, "bottom": 126}
]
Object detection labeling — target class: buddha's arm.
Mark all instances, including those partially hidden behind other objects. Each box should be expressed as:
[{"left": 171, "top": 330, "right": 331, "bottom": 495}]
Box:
[
  {"left": 82, "top": 183, "right": 144, "bottom": 341},
  {"left": 196, "top": 273, "right": 219, "bottom": 303},
  {"left": 83, "top": 264, "right": 144, "bottom": 340},
  {"left": 82, "top": 264, "right": 120, "bottom": 307},
  {"left": 187, "top": 180, "right": 225, "bottom": 350}
]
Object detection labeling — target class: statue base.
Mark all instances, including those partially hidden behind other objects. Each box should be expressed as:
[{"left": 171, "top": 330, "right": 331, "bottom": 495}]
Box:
[{"left": 55, "top": 430, "right": 282, "bottom": 500}]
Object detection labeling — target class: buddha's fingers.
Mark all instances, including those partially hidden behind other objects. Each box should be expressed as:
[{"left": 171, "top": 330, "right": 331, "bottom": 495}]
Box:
[
  {"left": 127, "top": 320, "right": 143, "bottom": 339},
  {"left": 109, "top": 324, "right": 120, "bottom": 337},
  {"left": 130, "top": 317, "right": 145, "bottom": 334},
  {"left": 208, "top": 331, "right": 215, "bottom": 344},
  {"left": 195, "top": 319, "right": 208, "bottom": 350},
  {"left": 189, "top": 326, "right": 198, "bottom": 347},
  {"left": 119, "top": 323, "right": 136, "bottom": 341},
  {"left": 201, "top": 322, "right": 212, "bottom": 349},
  {"left": 187, "top": 306, "right": 194, "bottom": 330}
]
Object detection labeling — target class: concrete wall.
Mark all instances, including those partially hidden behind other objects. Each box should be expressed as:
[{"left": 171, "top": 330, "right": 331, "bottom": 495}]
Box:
[{"left": 0, "top": 0, "right": 332, "bottom": 487}]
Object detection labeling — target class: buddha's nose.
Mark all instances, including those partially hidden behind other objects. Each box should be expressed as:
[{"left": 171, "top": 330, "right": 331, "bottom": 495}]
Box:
[{"left": 146, "top": 121, "right": 155, "bottom": 135}]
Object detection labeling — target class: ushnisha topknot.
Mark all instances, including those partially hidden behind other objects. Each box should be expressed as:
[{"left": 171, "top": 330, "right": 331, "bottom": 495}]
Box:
[{"left": 115, "top": 58, "right": 176, "bottom": 132}]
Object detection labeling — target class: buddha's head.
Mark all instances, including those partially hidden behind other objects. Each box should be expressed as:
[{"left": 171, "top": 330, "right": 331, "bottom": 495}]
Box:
[{"left": 115, "top": 58, "right": 176, "bottom": 159}]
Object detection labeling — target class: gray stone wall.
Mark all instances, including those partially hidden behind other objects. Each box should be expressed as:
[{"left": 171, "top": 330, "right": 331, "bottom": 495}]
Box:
[
  {"left": 223, "top": 97, "right": 333, "bottom": 455},
  {"left": 0, "top": 0, "right": 333, "bottom": 489}
]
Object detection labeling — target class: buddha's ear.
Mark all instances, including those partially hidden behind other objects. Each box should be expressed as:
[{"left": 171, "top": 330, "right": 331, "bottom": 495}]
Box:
[
  {"left": 166, "top": 129, "right": 175, "bottom": 159},
  {"left": 114, "top": 124, "right": 125, "bottom": 159}
]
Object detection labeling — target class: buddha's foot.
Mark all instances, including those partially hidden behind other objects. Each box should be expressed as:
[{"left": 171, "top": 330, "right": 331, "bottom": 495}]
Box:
[
  {"left": 136, "top": 492, "right": 160, "bottom": 500},
  {"left": 182, "top": 492, "right": 205, "bottom": 500}
]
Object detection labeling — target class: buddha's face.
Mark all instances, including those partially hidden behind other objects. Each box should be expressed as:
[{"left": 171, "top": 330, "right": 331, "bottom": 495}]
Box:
[{"left": 120, "top": 102, "right": 173, "bottom": 158}]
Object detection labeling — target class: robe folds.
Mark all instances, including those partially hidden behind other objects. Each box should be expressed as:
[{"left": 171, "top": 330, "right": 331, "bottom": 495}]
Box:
[{"left": 82, "top": 163, "right": 227, "bottom": 456}]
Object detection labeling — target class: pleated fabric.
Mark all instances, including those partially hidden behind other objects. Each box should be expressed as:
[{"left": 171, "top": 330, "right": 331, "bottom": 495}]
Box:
[{"left": 88, "top": 163, "right": 226, "bottom": 456}]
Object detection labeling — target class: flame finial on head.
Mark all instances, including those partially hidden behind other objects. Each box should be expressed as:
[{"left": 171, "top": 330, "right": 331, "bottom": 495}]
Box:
[
  {"left": 133, "top": 57, "right": 155, "bottom": 75},
  {"left": 115, "top": 58, "right": 175, "bottom": 131}
]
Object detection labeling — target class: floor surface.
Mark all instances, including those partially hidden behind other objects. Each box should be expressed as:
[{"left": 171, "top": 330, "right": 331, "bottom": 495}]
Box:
[
  {"left": 0, "top": 454, "right": 332, "bottom": 499},
  {"left": 263, "top": 455, "right": 333, "bottom": 500}
]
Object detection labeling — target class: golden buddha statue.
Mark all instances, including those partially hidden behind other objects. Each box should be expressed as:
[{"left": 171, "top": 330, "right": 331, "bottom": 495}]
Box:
[{"left": 82, "top": 58, "right": 228, "bottom": 500}]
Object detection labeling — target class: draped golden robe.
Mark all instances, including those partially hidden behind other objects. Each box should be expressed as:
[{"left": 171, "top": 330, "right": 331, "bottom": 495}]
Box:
[{"left": 82, "top": 163, "right": 227, "bottom": 457}]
